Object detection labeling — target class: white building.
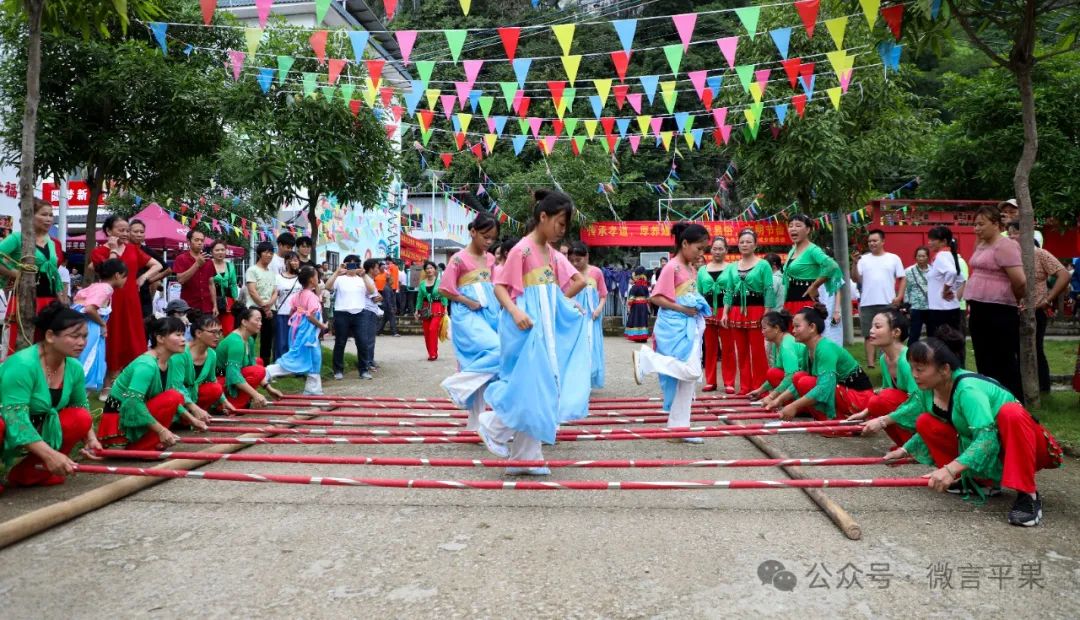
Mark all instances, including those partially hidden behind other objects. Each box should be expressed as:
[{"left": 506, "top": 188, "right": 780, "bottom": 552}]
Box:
[
  {"left": 0, "top": 163, "right": 20, "bottom": 233},
  {"left": 403, "top": 192, "right": 475, "bottom": 265}
]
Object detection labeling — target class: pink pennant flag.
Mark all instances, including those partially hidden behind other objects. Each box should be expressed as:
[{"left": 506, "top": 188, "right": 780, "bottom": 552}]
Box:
[
  {"left": 627, "top": 92, "right": 642, "bottom": 114},
  {"left": 511, "top": 90, "right": 524, "bottom": 113},
  {"left": 543, "top": 135, "right": 557, "bottom": 154},
  {"left": 839, "top": 69, "right": 853, "bottom": 94},
  {"left": 440, "top": 94, "right": 456, "bottom": 119},
  {"left": 454, "top": 81, "right": 471, "bottom": 107},
  {"left": 717, "top": 36, "right": 738, "bottom": 69},
  {"left": 328, "top": 58, "right": 347, "bottom": 85},
  {"left": 380, "top": 87, "right": 394, "bottom": 108},
  {"left": 227, "top": 50, "right": 245, "bottom": 80},
  {"left": 712, "top": 107, "right": 728, "bottom": 128},
  {"left": 463, "top": 59, "right": 484, "bottom": 88},
  {"left": 486, "top": 118, "right": 497, "bottom": 132},
  {"left": 629, "top": 134, "right": 641, "bottom": 153},
  {"left": 650, "top": 117, "right": 663, "bottom": 140},
  {"left": 754, "top": 68, "right": 771, "bottom": 96},
  {"left": 719, "top": 124, "right": 732, "bottom": 144},
  {"left": 672, "top": 13, "right": 697, "bottom": 52},
  {"left": 255, "top": 0, "right": 273, "bottom": 28},
  {"left": 688, "top": 70, "right": 708, "bottom": 101},
  {"left": 528, "top": 117, "right": 543, "bottom": 139},
  {"left": 395, "top": 30, "right": 417, "bottom": 65}
]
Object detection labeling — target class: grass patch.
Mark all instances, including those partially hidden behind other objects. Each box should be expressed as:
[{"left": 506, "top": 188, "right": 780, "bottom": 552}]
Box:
[{"left": 270, "top": 348, "right": 362, "bottom": 393}]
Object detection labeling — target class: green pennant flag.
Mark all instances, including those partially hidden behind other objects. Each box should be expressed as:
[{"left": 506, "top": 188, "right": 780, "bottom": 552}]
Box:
[
  {"left": 421, "top": 128, "right": 434, "bottom": 146},
  {"left": 563, "top": 87, "right": 576, "bottom": 112},
  {"left": 445, "top": 29, "right": 468, "bottom": 62},
  {"left": 415, "top": 60, "right": 435, "bottom": 86},
  {"left": 315, "top": 0, "right": 333, "bottom": 23},
  {"left": 517, "top": 118, "right": 530, "bottom": 134},
  {"left": 340, "top": 83, "right": 356, "bottom": 106},
  {"left": 564, "top": 117, "right": 579, "bottom": 136},
  {"left": 303, "top": 72, "right": 318, "bottom": 97},
  {"left": 735, "top": 64, "right": 755, "bottom": 92},
  {"left": 478, "top": 96, "right": 494, "bottom": 118},
  {"left": 573, "top": 135, "right": 586, "bottom": 152},
  {"left": 734, "top": 6, "right": 761, "bottom": 40},
  {"left": 662, "top": 44, "right": 684, "bottom": 78},
  {"left": 660, "top": 81, "right": 677, "bottom": 114},
  {"left": 600, "top": 137, "right": 610, "bottom": 153},
  {"left": 321, "top": 84, "right": 336, "bottom": 102},
  {"left": 277, "top": 55, "right": 295, "bottom": 86},
  {"left": 499, "top": 82, "right": 518, "bottom": 111}
]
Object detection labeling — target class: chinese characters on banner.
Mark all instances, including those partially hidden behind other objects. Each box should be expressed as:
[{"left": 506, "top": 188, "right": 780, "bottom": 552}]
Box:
[
  {"left": 580, "top": 220, "right": 790, "bottom": 247},
  {"left": 399, "top": 233, "right": 430, "bottom": 263},
  {"left": 40, "top": 180, "right": 108, "bottom": 207}
]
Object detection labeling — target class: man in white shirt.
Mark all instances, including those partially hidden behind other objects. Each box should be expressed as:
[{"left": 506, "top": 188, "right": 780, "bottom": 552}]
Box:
[
  {"left": 268, "top": 232, "right": 296, "bottom": 276},
  {"left": 57, "top": 261, "right": 71, "bottom": 299},
  {"left": 852, "top": 229, "right": 906, "bottom": 368}
]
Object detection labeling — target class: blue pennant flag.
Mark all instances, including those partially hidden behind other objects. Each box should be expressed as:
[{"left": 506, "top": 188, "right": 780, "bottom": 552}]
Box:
[
  {"left": 612, "top": 19, "right": 637, "bottom": 54},
  {"left": 493, "top": 116, "right": 508, "bottom": 135},
  {"left": 674, "top": 112, "right": 690, "bottom": 133},
  {"left": 257, "top": 68, "right": 274, "bottom": 93},
  {"left": 616, "top": 117, "right": 631, "bottom": 138},
  {"left": 469, "top": 90, "right": 482, "bottom": 112},
  {"left": 801, "top": 74, "right": 816, "bottom": 101},
  {"left": 512, "top": 58, "right": 532, "bottom": 89},
  {"left": 404, "top": 84, "right": 423, "bottom": 115},
  {"left": 589, "top": 95, "right": 603, "bottom": 120},
  {"left": 638, "top": 75, "right": 659, "bottom": 105},
  {"left": 774, "top": 103, "right": 788, "bottom": 125},
  {"left": 348, "top": 31, "right": 370, "bottom": 64},
  {"left": 512, "top": 134, "right": 528, "bottom": 155},
  {"left": 706, "top": 75, "right": 723, "bottom": 98},
  {"left": 769, "top": 27, "right": 791, "bottom": 60},
  {"left": 691, "top": 128, "right": 704, "bottom": 147},
  {"left": 150, "top": 22, "right": 168, "bottom": 55}
]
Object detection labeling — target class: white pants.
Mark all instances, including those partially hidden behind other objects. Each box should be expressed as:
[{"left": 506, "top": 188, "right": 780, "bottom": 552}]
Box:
[
  {"left": 466, "top": 384, "right": 486, "bottom": 431},
  {"left": 479, "top": 410, "right": 545, "bottom": 461},
  {"left": 265, "top": 363, "right": 322, "bottom": 395},
  {"left": 637, "top": 343, "right": 702, "bottom": 428}
]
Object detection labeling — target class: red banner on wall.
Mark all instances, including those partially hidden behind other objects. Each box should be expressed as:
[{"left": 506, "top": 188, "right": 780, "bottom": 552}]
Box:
[
  {"left": 580, "top": 221, "right": 790, "bottom": 247},
  {"left": 41, "top": 180, "right": 108, "bottom": 207},
  {"left": 400, "top": 233, "right": 430, "bottom": 263}
]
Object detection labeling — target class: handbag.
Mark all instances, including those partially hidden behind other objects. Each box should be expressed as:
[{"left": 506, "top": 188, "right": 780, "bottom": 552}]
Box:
[{"left": 419, "top": 301, "right": 433, "bottom": 320}]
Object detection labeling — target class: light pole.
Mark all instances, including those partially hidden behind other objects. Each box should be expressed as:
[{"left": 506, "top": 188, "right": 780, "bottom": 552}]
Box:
[{"left": 423, "top": 169, "right": 444, "bottom": 261}]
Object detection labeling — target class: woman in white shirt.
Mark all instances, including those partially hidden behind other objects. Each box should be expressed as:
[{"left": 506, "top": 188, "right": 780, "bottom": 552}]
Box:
[
  {"left": 360, "top": 258, "right": 384, "bottom": 375},
  {"left": 924, "top": 226, "right": 966, "bottom": 365},
  {"left": 327, "top": 254, "right": 372, "bottom": 380},
  {"left": 273, "top": 252, "right": 302, "bottom": 360}
]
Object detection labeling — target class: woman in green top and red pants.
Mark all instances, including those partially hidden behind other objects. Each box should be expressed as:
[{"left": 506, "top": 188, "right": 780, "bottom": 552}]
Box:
[
  {"left": 719, "top": 229, "right": 776, "bottom": 394},
  {"left": 781, "top": 214, "right": 842, "bottom": 315},
  {"left": 697, "top": 236, "right": 733, "bottom": 392},
  {"left": 414, "top": 260, "right": 448, "bottom": 361},
  {"left": 0, "top": 199, "right": 68, "bottom": 353},
  {"left": 0, "top": 304, "right": 98, "bottom": 490},
  {"left": 871, "top": 336, "right": 1063, "bottom": 527}
]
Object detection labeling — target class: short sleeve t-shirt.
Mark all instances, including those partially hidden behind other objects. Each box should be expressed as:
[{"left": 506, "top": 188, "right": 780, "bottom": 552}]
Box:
[
  {"left": 333, "top": 275, "right": 368, "bottom": 314},
  {"left": 275, "top": 273, "right": 300, "bottom": 315},
  {"left": 856, "top": 252, "right": 905, "bottom": 306},
  {"left": 245, "top": 265, "right": 276, "bottom": 308},
  {"left": 651, "top": 257, "right": 694, "bottom": 302},
  {"left": 965, "top": 237, "right": 1022, "bottom": 306}
]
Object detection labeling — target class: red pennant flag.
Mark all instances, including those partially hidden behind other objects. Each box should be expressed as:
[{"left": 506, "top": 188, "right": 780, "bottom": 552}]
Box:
[
  {"left": 552, "top": 119, "right": 564, "bottom": 136},
  {"left": 309, "top": 30, "right": 329, "bottom": 65},
  {"left": 515, "top": 96, "right": 531, "bottom": 117},
  {"left": 385, "top": 0, "right": 398, "bottom": 20},
  {"left": 798, "top": 62, "right": 815, "bottom": 88},
  {"left": 600, "top": 116, "right": 616, "bottom": 136},
  {"left": 499, "top": 27, "right": 521, "bottom": 62},
  {"left": 547, "top": 80, "right": 566, "bottom": 107},
  {"left": 782, "top": 58, "right": 802, "bottom": 88},
  {"left": 571, "top": 139, "right": 581, "bottom": 156},
  {"left": 611, "top": 85, "right": 629, "bottom": 110},
  {"left": 794, "top": 0, "right": 820, "bottom": 38},
  {"left": 366, "top": 59, "right": 385, "bottom": 89},
  {"left": 385, "top": 124, "right": 398, "bottom": 139},
  {"left": 441, "top": 153, "right": 453, "bottom": 168},
  {"left": 610, "top": 51, "right": 631, "bottom": 83},
  {"left": 470, "top": 143, "right": 484, "bottom": 160},
  {"left": 454, "top": 132, "right": 467, "bottom": 150},
  {"left": 702, "top": 89, "right": 713, "bottom": 110},
  {"left": 771, "top": 125, "right": 781, "bottom": 139},
  {"left": 881, "top": 5, "right": 905, "bottom": 41},
  {"left": 200, "top": 0, "right": 216, "bottom": 25},
  {"left": 417, "top": 109, "right": 434, "bottom": 131},
  {"left": 792, "top": 94, "right": 807, "bottom": 118},
  {"left": 328, "top": 59, "right": 347, "bottom": 85},
  {"left": 390, "top": 105, "right": 403, "bottom": 122},
  {"left": 380, "top": 87, "right": 394, "bottom": 108},
  {"left": 606, "top": 134, "right": 618, "bottom": 153}
]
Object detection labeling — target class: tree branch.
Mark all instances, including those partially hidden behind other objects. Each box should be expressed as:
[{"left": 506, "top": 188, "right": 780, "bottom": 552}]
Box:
[
  {"left": 1036, "top": 39, "right": 1080, "bottom": 60},
  {"left": 947, "top": 0, "right": 1013, "bottom": 69}
]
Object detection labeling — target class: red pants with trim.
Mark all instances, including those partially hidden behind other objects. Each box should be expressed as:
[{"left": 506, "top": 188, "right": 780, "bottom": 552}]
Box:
[
  {"left": 914, "top": 403, "right": 1063, "bottom": 494},
  {"left": 728, "top": 305, "right": 768, "bottom": 393},
  {"left": 219, "top": 298, "right": 236, "bottom": 336},
  {"left": 792, "top": 371, "right": 874, "bottom": 421},
  {"left": 98, "top": 390, "right": 186, "bottom": 451},
  {"left": 421, "top": 303, "right": 444, "bottom": 360},
  {"left": 784, "top": 299, "right": 815, "bottom": 320},
  {"left": 218, "top": 365, "right": 267, "bottom": 410},
  {"left": 866, "top": 388, "right": 914, "bottom": 445},
  {"left": 703, "top": 321, "right": 736, "bottom": 389},
  {"left": 197, "top": 382, "right": 225, "bottom": 411},
  {"left": 0, "top": 407, "right": 92, "bottom": 486}
]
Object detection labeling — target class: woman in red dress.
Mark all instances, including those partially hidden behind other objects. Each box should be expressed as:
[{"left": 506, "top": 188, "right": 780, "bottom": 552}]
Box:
[{"left": 89, "top": 215, "right": 163, "bottom": 396}]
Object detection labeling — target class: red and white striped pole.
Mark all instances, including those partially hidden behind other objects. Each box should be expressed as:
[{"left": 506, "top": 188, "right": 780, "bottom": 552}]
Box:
[{"left": 208, "top": 412, "right": 794, "bottom": 428}]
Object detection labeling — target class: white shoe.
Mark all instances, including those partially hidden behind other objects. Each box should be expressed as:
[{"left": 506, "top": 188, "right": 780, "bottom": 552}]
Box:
[
  {"left": 477, "top": 424, "right": 510, "bottom": 458},
  {"left": 333, "top": 372, "right": 344, "bottom": 380},
  {"left": 360, "top": 372, "right": 374, "bottom": 380}
]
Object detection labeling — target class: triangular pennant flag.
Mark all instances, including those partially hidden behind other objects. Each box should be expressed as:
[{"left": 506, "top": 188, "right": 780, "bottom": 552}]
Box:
[
  {"left": 363, "top": 80, "right": 378, "bottom": 107},
  {"left": 493, "top": 27, "right": 520, "bottom": 63},
  {"left": 517, "top": 118, "right": 529, "bottom": 134},
  {"left": 825, "top": 16, "right": 847, "bottom": 50},
  {"left": 200, "top": 0, "right": 216, "bottom": 26},
  {"left": 650, "top": 117, "right": 663, "bottom": 139},
  {"left": 516, "top": 96, "right": 531, "bottom": 118},
  {"left": 718, "top": 124, "right": 732, "bottom": 144},
  {"left": 426, "top": 88, "right": 441, "bottom": 110},
  {"left": 309, "top": 30, "right": 329, "bottom": 65},
  {"left": 463, "top": 59, "right": 484, "bottom": 88},
  {"left": 543, "top": 135, "right": 558, "bottom": 156},
  {"left": 712, "top": 107, "right": 727, "bottom": 127},
  {"left": 610, "top": 51, "right": 631, "bottom": 83},
  {"left": 552, "top": 24, "right": 575, "bottom": 55},
  {"left": 792, "top": 93, "right": 807, "bottom": 117},
  {"left": 589, "top": 95, "right": 604, "bottom": 119},
  {"left": 440, "top": 94, "right": 457, "bottom": 119},
  {"left": 613, "top": 84, "right": 629, "bottom": 110},
  {"left": 593, "top": 78, "right": 612, "bottom": 107},
  {"left": 420, "top": 127, "right": 433, "bottom": 145},
  {"left": 512, "top": 58, "right": 532, "bottom": 89},
  {"left": 328, "top": 58, "right": 347, "bottom": 85},
  {"left": 749, "top": 82, "right": 762, "bottom": 103},
  {"left": 512, "top": 135, "right": 528, "bottom": 155},
  {"left": 840, "top": 69, "right": 853, "bottom": 93},
  {"left": 881, "top": 5, "right": 904, "bottom": 40},
  {"left": 444, "top": 30, "right": 467, "bottom": 62},
  {"left": 321, "top": 85, "right": 336, "bottom": 103},
  {"left": 674, "top": 111, "right": 690, "bottom": 133},
  {"left": 774, "top": 103, "right": 788, "bottom": 125},
  {"left": 416, "top": 109, "right": 433, "bottom": 132},
  {"left": 771, "top": 124, "right": 781, "bottom": 140},
  {"left": 734, "top": 6, "right": 761, "bottom": 40},
  {"left": 302, "top": 72, "right": 318, "bottom": 97},
  {"left": 801, "top": 74, "right": 816, "bottom": 100},
  {"left": 561, "top": 55, "right": 581, "bottom": 86},
  {"left": 661, "top": 131, "right": 674, "bottom": 151},
  {"left": 457, "top": 112, "right": 473, "bottom": 133},
  {"left": 227, "top": 50, "right": 245, "bottom": 81},
  {"left": 826, "top": 51, "right": 854, "bottom": 77},
  {"left": 687, "top": 70, "right": 708, "bottom": 101},
  {"left": 484, "top": 133, "right": 497, "bottom": 154},
  {"left": 255, "top": 0, "right": 272, "bottom": 28},
  {"left": 459, "top": 0, "right": 471, "bottom": 17},
  {"left": 600, "top": 116, "right": 616, "bottom": 136},
  {"left": 636, "top": 114, "right": 652, "bottom": 136},
  {"left": 479, "top": 96, "right": 494, "bottom": 118},
  {"left": 564, "top": 117, "right": 578, "bottom": 136},
  {"left": 639, "top": 75, "right": 659, "bottom": 104},
  {"left": 150, "top": 22, "right": 168, "bottom": 55},
  {"left": 348, "top": 30, "right": 369, "bottom": 63},
  {"left": 781, "top": 58, "right": 802, "bottom": 88},
  {"left": 395, "top": 30, "right": 417, "bottom": 65},
  {"left": 257, "top": 67, "right": 273, "bottom": 93},
  {"left": 548, "top": 80, "right": 567, "bottom": 106},
  {"left": 584, "top": 119, "right": 598, "bottom": 139},
  {"left": 627, "top": 92, "right": 642, "bottom": 114},
  {"left": 493, "top": 116, "right": 508, "bottom": 135},
  {"left": 366, "top": 59, "right": 385, "bottom": 90},
  {"left": 735, "top": 65, "right": 755, "bottom": 92},
  {"left": 672, "top": 13, "right": 697, "bottom": 52},
  {"left": 683, "top": 129, "right": 696, "bottom": 150},
  {"left": 717, "top": 36, "right": 738, "bottom": 69},
  {"left": 859, "top": 0, "right": 880, "bottom": 28},
  {"left": 315, "top": 0, "right": 333, "bottom": 23},
  {"left": 612, "top": 18, "right": 637, "bottom": 53},
  {"left": 499, "top": 82, "right": 517, "bottom": 111},
  {"left": 663, "top": 44, "right": 684, "bottom": 77},
  {"left": 385, "top": 0, "right": 398, "bottom": 20},
  {"left": 441, "top": 153, "right": 453, "bottom": 168},
  {"left": 628, "top": 134, "right": 641, "bottom": 153},
  {"left": 827, "top": 86, "right": 842, "bottom": 109},
  {"left": 379, "top": 86, "right": 393, "bottom": 108},
  {"left": 754, "top": 68, "right": 771, "bottom": 96},
  {"left": 706, "top": 75, "right": 723, "bottom": 98},
  {"left": 795, "top": 0, "right": 820, "bottom": 38},
  {"left": 770, "top": 27, "right": 791, "bottom": 60},
  {"left": 454, "top": 132, "right": 466, "bottom": 150},
  {"left": 573, "top": 134, "right": 587, "bottom": 153},
  {"left": 660, "top": 81, "right": 677, "bottom": 114},
  {"left": 563, "top": 87, "right": 577, "bottom": 112},
  {"left": 454, "top": 82, "right": 470, "bottom": 107},
  {"left": 415, "top": 60, "right": 435, "bottom": 86},
  {"left": 277, "top": 56, "right": 294, "bottom": 86}
]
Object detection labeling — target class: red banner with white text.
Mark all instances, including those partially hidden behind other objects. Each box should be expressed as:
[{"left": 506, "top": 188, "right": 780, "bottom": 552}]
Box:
[{"left": 580, "top": 221, "right": 790, "bottom": 247}]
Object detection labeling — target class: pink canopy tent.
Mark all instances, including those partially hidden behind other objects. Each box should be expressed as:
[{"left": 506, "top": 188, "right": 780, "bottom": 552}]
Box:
[{"left": 66, "top": 204, "right": 245, "bottom": 258}]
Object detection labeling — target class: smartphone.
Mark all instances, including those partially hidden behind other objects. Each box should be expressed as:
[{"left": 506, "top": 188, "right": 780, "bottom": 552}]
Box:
[{"left": 345, "top": 262, "right": 360, "bottom": 270}]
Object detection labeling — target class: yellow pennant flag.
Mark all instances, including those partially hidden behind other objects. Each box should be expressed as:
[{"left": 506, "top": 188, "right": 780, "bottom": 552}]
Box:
[
  {"left": 416, "top": 113, "right": 430, "bottom": 132},
  {"left": 660, "top": 131, "right": 674, "bottom": 151},
  {"left": 364, "top": 80, "right": 378, "bottom": 108},
  {"left": 744, "top": 106, "right": 758, "bottom": 128},
  {"left": 555, "top": 97, "right": 569, "bottom": 119},
  {"left": 245, "top": 27, "right": 263, "bottom": 56},
  {"left": 552, "top": 24, "right": 575, "bottom": 55},
  {"left": 460, "top": 0, "right": 471, "bottom": 16},
  {"left": 561, "top": 55, "right": 582, "bottom": 86},
  {"left": 660, "top": 81, "right": 677, "bottom": 113},
  {"left": 457, "top": 112, "right": 473, "bottom": 133},
  {"left": 749, "top": 82, "right": 762, "bottom": 103},
  {"left": 584, "top": 119, "right": 599, "bottom": 139},
  {"left": 636, "top": 114, "right": 652, "bottom": 136},
  {"left": 826, "top": 51, "right": 854, "bottom": 76},
  {"left": 859, "top": 0, "right": 880, "bottom": 28},
  {"left": 593, "top": 78, "right": 612, "bottom": 107},
  {"left": 825, "top": 16, "right": 848, "bottom": 50},
  {"left": 425, "top": 88, "right": 441, "bottom": 110},
  {"left": 485, "top": 133, "right": 497, "bottom": 153},
  {"left": 827, "top": 87, "right": 843, "bottom": 109}
]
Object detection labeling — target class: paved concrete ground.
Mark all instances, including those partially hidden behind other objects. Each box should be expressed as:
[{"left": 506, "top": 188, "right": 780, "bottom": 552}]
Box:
[{"left": 1, "top": 336, "right": 1078, "bottom": 618}]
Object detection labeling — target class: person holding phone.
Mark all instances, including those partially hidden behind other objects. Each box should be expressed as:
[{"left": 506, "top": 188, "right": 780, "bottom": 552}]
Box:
[
  {"left": 327, "top": 255, "right": 371, "bottom": 380},
  {"left": 173, "top": 229, "right": 218, "bottom": 316}
]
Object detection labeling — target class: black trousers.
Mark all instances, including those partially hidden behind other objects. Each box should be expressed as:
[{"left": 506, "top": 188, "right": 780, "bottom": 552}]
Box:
[
  {"left": 968, "top": 300, "right": 1024, "bottom": 402},
  {"left": 907, "top": 308, "right": 926, "bottom": 344},
  {"left": 1036, "top": 307, "right": 1050, "bottom": 392},
  {"left": 923, "top": 308, "right": 965, "bottom": 366},
  {"left": 258, "top": 308, "right": 275, "bottom": 363}
]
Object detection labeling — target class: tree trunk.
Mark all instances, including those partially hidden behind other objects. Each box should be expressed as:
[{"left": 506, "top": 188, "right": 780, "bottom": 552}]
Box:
[
  {"left": 81, "top": 168, "right": 103, "bottom": 283},
  {"left": 832, "top": 210, "right": 853, "bottom": 345},
  {"left": 307, "top": 191, "right": 319, "bottom": 259},
  {"left": 1014, "top": 62, "right": 1041, "bottom": 408},
  {"left": 14, "top": 0, "right": 45, "bottom": 352}
]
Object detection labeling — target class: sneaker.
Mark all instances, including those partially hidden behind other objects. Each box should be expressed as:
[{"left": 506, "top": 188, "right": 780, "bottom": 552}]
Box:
[
  {"left": 333, "top": 372, "right": 344, "bottom": 381},
  {"left": 477, "top": 425, "right": 510, "bottom": 458},
  {"left": 631, "top": 350, "right": 644, "bottom": 385},
  {"left": 1008, "top": 493, "right": 1042, "bottom": 527},
  {"left": 360, "top": 372, "right": 374, "bottom": 380},
  {"left": 505, "top": 466, "right": 551, "bottom": 476},
  {"left": 392, "top": 333, "right": 401, "bottom": 337},
  {"left": 947, "top": 481, "right": 1003, "bottom": 497}
]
